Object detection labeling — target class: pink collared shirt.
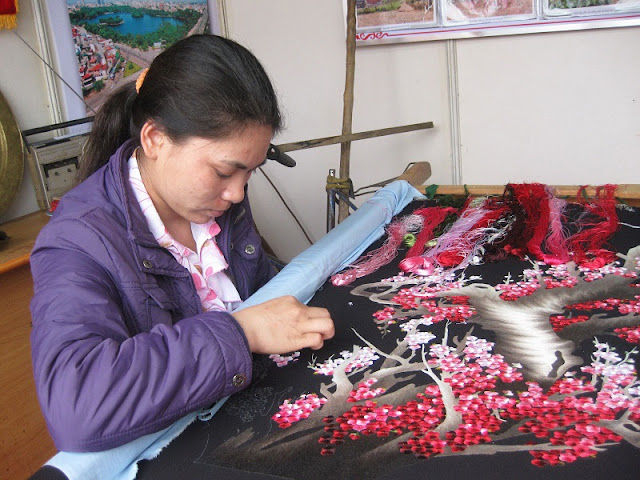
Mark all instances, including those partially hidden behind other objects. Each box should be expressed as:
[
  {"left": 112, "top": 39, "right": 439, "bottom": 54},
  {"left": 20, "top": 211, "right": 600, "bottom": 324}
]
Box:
[{"left": 128, "top": 155, "right": 241, "bottom": 312}]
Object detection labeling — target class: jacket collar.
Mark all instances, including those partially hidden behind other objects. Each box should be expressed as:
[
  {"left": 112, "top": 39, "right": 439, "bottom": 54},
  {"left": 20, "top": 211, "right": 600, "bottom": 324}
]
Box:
[
  {"left": 108, "top": 140, "right": 158, "bottom": 247},
  {"left": 106, "top": 140, "right": 186, "bottom": 276}
]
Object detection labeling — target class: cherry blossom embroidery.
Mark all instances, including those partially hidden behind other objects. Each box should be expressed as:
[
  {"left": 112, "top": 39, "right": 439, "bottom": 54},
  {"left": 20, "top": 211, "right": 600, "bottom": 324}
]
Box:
[
  {"left": 269, "top": 351, "right": 301, "bottom": 367},
  {"left": 271, "top": 393, "right": 327, "bottom": 429},
  {"left": 262, "top": 246, "right": 640, "bottom": 465},
  {"left": 207, "top": 207, "right": 639, "bottom": 477}
]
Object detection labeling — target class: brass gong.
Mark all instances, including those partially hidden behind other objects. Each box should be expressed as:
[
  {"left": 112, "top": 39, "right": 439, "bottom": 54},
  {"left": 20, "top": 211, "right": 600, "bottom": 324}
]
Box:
[{"left": 0, "top": 90, "right": 24, "bottom": 217}]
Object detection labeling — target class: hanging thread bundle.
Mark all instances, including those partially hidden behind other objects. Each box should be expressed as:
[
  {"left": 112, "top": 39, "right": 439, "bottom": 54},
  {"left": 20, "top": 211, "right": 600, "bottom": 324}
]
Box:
[
  {"left": 403, "top": 206, "right": 458, "bottom": 258},
  {"left": 568, "top": 184, "right": 619, "bottom": 268},
  {"left": 400, "top": 198, "right": 511, "bottom": 275},
  {"left": 331, "top": 183, "right": 621, "bottom": 285},
  {"left": 331, "top": 213, "right": 425, "bottom": 286}
]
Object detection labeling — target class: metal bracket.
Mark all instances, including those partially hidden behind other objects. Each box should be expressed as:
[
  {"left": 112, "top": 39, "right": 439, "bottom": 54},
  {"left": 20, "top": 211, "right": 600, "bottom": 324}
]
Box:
[{"left": 326, "top": 168, "right": 358, "bottom": 232}]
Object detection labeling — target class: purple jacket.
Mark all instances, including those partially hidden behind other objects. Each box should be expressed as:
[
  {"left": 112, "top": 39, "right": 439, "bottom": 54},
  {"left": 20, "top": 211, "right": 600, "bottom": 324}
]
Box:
[{"left": 30, "top": 140, "right": 275, "bottom": 452}]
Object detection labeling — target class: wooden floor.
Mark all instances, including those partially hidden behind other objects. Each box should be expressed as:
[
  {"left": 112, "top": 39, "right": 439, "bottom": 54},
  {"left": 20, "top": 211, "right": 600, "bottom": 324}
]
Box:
[{"left": 0, "top": 264, "right": 57, "bottom": 479}]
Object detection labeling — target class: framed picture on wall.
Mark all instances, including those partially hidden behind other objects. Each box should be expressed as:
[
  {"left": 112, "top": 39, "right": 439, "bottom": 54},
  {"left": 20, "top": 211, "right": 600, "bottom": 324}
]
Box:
[
  {"left": 64, "top": 0, "right": 213, "bottom": 115},
  {"left": 21, "top": 1, "right": 222, "bottom": 208},
  {"left": 40, "top": 0, "right": 221, "bottom": 122},
  {"left": 351, "top": 0, "right": 640, "bottom": 44}
]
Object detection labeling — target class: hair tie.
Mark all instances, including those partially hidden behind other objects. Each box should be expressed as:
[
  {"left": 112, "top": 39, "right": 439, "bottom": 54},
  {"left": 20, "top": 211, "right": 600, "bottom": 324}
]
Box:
[{"left": 135, "top": 68, "right": 149, "bottom": 94}]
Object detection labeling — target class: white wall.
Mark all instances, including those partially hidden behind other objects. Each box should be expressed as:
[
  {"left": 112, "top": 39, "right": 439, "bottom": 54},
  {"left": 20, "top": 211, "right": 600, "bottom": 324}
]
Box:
[
  {"left": 0, "top": 0, "right": 54, "bottom": 223},
  {"left": 457, "top": 28, "right": 640, "bottom": 185},
  {"left": 1, "top": 0, "right": 639, "bottom": 263}
]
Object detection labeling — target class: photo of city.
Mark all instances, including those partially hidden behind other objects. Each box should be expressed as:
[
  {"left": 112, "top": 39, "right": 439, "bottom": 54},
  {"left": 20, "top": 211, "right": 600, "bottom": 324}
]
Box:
[
  {"left": 355, "top": 0, "right": 534, "bottom": 29},
  {"left": 66, "top": 0, "right": 210, "bottom": 114}
]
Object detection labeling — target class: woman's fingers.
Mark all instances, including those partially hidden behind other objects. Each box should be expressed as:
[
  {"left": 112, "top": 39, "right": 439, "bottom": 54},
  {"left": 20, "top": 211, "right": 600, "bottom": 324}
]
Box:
[
  {"left": 299, "top": 316, "right": 335, "bottom": 342},
  {"left": 302, "top": 333, "right": 326, "bottom": 351},
  {"left": 306, "top": 306, "right": 331, "bottom": 318},
  {"left": 232, "top": 296, "right": 335, "bottom": 354}
]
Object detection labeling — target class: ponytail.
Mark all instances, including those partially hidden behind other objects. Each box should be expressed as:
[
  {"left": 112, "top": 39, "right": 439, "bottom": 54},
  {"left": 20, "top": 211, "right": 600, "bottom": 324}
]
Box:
[{"left": 76, "top": 82, "right": 137, "bottom": 184}]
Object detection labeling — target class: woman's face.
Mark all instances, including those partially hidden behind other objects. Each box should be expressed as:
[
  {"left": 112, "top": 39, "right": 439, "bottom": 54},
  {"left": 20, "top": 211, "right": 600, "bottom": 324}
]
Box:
[{"left": 139, "top": 123, "right": 273, "bottom": 226}]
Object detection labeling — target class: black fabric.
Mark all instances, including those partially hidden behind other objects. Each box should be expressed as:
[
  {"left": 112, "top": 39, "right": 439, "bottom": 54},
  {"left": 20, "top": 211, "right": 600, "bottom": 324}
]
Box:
[
  {"left": 137, "top": 200, "right": 640, "bottom": 480},
  {"left": 28, "top": 465, "right": 68, "bottom": 480}
]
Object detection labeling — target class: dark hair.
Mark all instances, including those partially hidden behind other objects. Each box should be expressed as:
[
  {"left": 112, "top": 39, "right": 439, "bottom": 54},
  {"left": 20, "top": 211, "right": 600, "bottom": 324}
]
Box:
[{"left": 77, "top": 34, "right": 283, "bottom": 183}]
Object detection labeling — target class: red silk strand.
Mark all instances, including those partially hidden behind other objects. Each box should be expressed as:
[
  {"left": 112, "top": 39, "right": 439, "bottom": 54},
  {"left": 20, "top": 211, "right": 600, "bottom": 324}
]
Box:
[
  {"left": 569, "top": 184, "right": 619, "bottom": 267},
  {"left": 404, "top": 207, "right": 457, "bottom": 258}
]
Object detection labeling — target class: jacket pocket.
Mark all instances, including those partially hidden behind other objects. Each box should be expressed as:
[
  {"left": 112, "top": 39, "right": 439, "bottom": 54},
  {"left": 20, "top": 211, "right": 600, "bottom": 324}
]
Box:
[
  {"left": 143, "top": 284, "right": 176, "bottom": 330},
  {"left": 122, "top": 282, "right": 177, "bottom": 333}
]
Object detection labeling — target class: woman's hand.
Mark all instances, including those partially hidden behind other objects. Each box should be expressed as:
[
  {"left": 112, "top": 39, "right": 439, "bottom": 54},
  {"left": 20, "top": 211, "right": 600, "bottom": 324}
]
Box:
[{"left": 232, "top": 296, "right": 335, "bottom": 354}]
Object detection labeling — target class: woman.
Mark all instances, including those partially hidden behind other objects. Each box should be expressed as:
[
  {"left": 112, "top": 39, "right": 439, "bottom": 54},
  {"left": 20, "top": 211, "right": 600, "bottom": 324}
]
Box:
[{"left": 30, "top": 34, "right": 334, "bottom": 453}]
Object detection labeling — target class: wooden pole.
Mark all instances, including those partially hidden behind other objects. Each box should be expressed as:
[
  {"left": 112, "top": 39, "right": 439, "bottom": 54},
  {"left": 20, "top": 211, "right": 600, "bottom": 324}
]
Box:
[
  {"left": 276, "top": 122, "right": 434, "bottom": 153},
  {"left": 339, "top": 0, "right": 357, "bottom": 223}
]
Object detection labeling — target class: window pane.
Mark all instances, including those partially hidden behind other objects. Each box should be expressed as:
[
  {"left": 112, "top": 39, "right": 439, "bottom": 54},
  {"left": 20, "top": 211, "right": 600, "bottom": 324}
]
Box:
[
  {"left": 446, "top": 0, "right": 536, "bottom": 23},
  {"left": 545, "top": 0, "right": 640, "bottom": 15},
  {"left": 356, "top": 0, "right": 436, "bottom": 30}
]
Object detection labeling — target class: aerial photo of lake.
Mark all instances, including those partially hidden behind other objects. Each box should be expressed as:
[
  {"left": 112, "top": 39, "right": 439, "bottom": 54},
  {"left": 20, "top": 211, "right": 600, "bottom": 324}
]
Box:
[{"left": 87, "top": 13, "right": 184, "bottom": 35}]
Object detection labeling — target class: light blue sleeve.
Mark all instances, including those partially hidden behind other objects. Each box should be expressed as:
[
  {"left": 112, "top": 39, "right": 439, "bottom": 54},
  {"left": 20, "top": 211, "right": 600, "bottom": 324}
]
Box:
[{"left": 238, "top": 180, "right": 424, "bottom": 309}]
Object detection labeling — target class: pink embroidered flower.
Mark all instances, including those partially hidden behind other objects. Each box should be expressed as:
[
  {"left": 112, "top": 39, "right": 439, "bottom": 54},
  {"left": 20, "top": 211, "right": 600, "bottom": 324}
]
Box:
[{"left": 269, "top": 351, "right": 301, "bottom": 367}]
